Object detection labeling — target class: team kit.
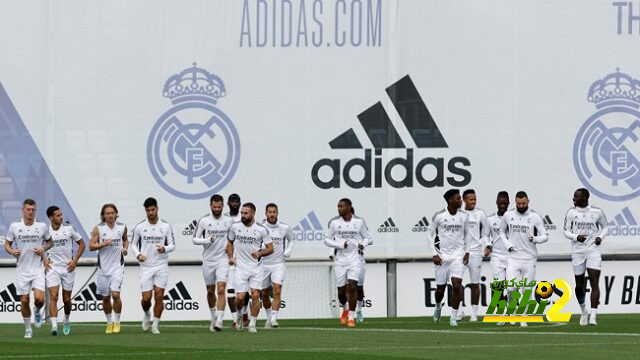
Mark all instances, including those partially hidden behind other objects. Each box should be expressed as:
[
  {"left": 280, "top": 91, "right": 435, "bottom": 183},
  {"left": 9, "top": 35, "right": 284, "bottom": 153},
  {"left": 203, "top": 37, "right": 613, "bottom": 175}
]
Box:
[{"left": 3, "top": 188, "right": 606, "bottom": 338}]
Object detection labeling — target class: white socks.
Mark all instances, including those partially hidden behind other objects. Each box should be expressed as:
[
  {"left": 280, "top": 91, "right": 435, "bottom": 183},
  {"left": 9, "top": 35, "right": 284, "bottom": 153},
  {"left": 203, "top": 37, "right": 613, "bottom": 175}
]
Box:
[
  {"left": 472, "top": 305, "right": 479, "bottom": 317},
  {"left": 51, "top": 318, "right": 58, "bottom": 329},
  {"left": 357, "top": 300, "right": 363, "bottom": 311},
  {"left": 435, "top": 302, "right": 442, "bottom": 310},
  {"left": 210, "top": 307, "right": 217, "bottom": 320},
  {"left": 152, "top": 317, "right": 160, "bottom": 328},
  {"left": 64, "top": 314, "right": 70, "bottom": 324},
  {"left": 216, "top": 311, "right": 224, "bottom": 322},
  {"left": 231, "top": 310, "right": 237, "bottom": 323},
  {"left": 114, "top": 313, "right": 121, "bottom": 323},
  {"left": 451, "top": 309, "right": 458, "bottom": 320},
  {"left": 23, "top": 317, "right": 31, "bottom": 331},
  {"left": 348, "top": 311, "right": 355, "bottom": 321},
  {"left": 271, "top": 310, "right": 279, "bottom": 321},
  {"left": 105, "top": 313, "right": 113, "bottom": 324},
  {"left": 144, "top": 310, "right": 151, "bottom": 319},
  {"left": 591, "top": 308, "right": 597, "bottom": 320},
  {"left": 249, "top": 316, "right": 257, "bottom": 328},
  {"left": 580, "top": 303, "right": 587, "bottom": 313},
  {"left": 265, "top": 307, "right": 272, "bottom": 320}
]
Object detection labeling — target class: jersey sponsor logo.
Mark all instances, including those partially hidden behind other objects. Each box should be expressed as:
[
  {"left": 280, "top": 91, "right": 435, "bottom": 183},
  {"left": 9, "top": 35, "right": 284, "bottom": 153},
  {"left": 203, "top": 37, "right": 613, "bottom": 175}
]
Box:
[
  {"left": 378, "top": 217, "right": 399, "bottom": 233},
  {"left": 147, "top": 64, "right": 241, "bottom": 200},
  {"left": 292, "top": 211, "right": 323, "bottom": 241},
  {"left": 311, "top": 75, "right": 472, "bottom": 189},
  {"left": 71, "top": 282, "right": 104, "bottom": 312},
  {"left": 608, "top": 207, "right": 640, "bottom": 236},
  {"left": 574, "top": 69, "right": 640, "bottom": 202},
  {"left": 412, "top": 216, "right": 429, "bottom": 232},
  {"left": 163, "top": 281, "right": 199, "bottom": 311},
  {"left": 0, "top": 283, "right": 22, "bottom": 312},
  {"left": 543, "top": 215, "right": 557, "bottom": 230}
]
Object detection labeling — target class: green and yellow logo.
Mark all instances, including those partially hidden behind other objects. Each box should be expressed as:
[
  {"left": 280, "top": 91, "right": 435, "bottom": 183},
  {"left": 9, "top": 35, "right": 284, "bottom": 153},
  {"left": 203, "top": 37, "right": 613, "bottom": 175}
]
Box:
[{"left": 483, "top": 279, "right": 573, "bottom": 323}]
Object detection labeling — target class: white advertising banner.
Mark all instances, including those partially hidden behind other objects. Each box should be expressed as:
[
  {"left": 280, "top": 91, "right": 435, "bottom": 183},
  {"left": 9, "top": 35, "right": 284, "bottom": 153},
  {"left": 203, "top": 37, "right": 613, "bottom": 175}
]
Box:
[
  {"left": 0, "top": 262, "right": 386, "bottom": 323},
  {"left": 396, "top": 260, "right": 640, "bottom": 317},
  {"left": 0, "top": 0, "right": 638, "bottom": 262}
]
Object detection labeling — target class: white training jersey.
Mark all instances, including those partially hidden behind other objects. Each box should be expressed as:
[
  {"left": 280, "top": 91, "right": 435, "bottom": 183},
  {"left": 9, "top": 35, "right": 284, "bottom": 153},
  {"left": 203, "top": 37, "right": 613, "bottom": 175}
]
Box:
[
  {"left": 96, "top": 222, "right": 126, "bottom": 274},
  {"left": 461, "top": 208, "right": 489, "bottom": 254},
  {"left": 224, "top": 211, "right": 241, "bottom": 223},
  {"left": 427, "top": 209, "right": 469, "bottom": 261},
  {"left": 499, "top": 209, "right": 548, "bottom": 261},
  {"left": 47, "top": 223, "right": 82, "bottom": 267},
  {"left": 486, "top": 213, "right": 508, "bottom": 256},
  {"left": 261, "top": 220, "right": 294, "bottom": 266},
  {"left": 563, "top": 206, "right": 608, "bottom": 254},
  {"left": 6, "top": 219, "right": 50, "bottom": 274},
  {"left": 228, "top": 221, "right": 272, "bottom": 268},
  {"left": 192, "top": 214, "right": 234, "bottom": 264},
  {"left": 130, "top": 219, "right": 175, "bottom": 267},
  {"left": 323, "top": 216, "right": 372, "bottom": 266}
]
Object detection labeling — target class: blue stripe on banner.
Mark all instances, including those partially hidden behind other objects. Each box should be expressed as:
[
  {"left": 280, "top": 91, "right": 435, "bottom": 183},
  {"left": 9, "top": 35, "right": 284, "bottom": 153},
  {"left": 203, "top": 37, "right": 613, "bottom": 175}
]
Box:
[{"left": 621, "top": 207, "right": 637, "bottom": 225}]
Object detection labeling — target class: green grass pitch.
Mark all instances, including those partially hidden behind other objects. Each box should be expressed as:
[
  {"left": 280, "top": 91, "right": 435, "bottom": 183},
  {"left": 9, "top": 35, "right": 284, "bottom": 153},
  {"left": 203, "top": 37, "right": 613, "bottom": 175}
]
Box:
[{"left": 0, "top": 315, "right": 639, "bottom": 359}]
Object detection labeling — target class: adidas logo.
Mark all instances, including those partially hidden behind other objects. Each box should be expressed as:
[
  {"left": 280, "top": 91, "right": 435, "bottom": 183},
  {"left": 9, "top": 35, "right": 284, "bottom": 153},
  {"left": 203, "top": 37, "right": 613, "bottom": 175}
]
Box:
[
  {"left": 378, "top": 217, "right": 399, "bottom": 233},
  {"left": 163, "top": 281, "right": 199, "bottom": 311},
  {"left": 608, "top": 207, "right": 640, "bottom": 236},
  {"left": 311, "top": 75, "right": 472, "bottom": 189},
  {"left": 0, "top": 283, "right": 22, "bottom": 312},
  {"left": 292, "top": 211, "right": 324, "bottom": 241},
  {"left": 71, "top": 282, "right": 104, "bottom": 311},
  {"left": 412, "top": 216, "right": 429, "bottom": 232},
  {"left": 182, "top": 219, "right": 198, "bottom": 236},
  {"left": 543, "top": 215, "right": 557, "bottom": 230}
]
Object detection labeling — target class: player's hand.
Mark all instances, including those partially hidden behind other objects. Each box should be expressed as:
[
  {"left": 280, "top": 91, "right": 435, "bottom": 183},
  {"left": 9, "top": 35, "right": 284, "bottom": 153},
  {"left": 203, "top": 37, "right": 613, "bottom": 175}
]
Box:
[
  {"left": 33, "top": 247, "right": 44, "bottom": 255},
  {"left": 156, "top": 245, "right": 166, "bottom": 253},
  {"left": 508, "top": 247, "right": 514, "bottom": 252},
  {"left": 137, "top": 254, "right": 146, "bottom": 262},
  {"left": 102, "top": 239, "right": 112, "bottom": 247},
  {"left": 528, "top": 236, "right": 534, "bottom": 243},
  {"left": 43, "top": 257, "right": 51, "bottom": 271},
  {"left": 463, "top": 253, "right": 469, "bottom": 265},
  {"left": 251, "top": 251, "right": 261, "bottom": 259},
  {"left": 357, "top": 243, "right": 364, "bottom": 251},
  {"left": 283, "top": 250, "right": 292, "bottom": 259},
  {"left": 11, "top": 249, "right": 21, "bottom": 258},
  {"left": 577, "top": 235, "right": 587, "bottom": 243},
  {"left": 122, "top": 248, "right": 128, "bottom": 256},
  {"left": 595, "top": 237, "right": 602, "bottom": 246},
  {"left": 343, "top": 241, "right": 348, "bottom": 249},
  {"left": 432, "top": 255, "right": 442, "bottom": 265},
  {"left": 228, "top": 257, "right": 236, "bottom": 266},
  {"left": 209, "top": 236, "right": 216, "bottom": 243},
  {"left": 483, "top": 246, "right": 492, "bottom": 257},
  {"left": 67, "top": 260, "right": 77, "bottom": 272}
]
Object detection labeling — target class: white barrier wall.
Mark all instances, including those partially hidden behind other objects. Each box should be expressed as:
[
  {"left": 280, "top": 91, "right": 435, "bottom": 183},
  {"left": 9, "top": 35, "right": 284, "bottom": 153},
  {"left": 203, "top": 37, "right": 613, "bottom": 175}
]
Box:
[
  {"left": 0, "top": 263, "right": 387, "bottom": 323},
  {"left": 397, "top": 260, "right": 640, "bottom": 317},
  {"left": 0, "top": 0, "right": 639, "bottom": 262}
]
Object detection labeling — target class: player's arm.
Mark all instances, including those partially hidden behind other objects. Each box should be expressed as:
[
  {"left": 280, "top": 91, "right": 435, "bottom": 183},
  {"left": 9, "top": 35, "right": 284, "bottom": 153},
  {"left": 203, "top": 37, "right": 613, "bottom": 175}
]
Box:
[
  {"left": 192, "top": 218, "right": 211, "bottom": 245},
  {"left": 480, "top": 213, "right": 491, "bottom": 248},
  {"left": 426, "top": 216, "right": 441, "bottom": 265},
  {"left": 499, "top": 217, "right": 514, "bottom": 251},
  {"left": 595, "top": 210, "right": 609, "bottom": 245},
  {"left": 160, "top": 225, "right": 176, "bottom": 254},
  {"left": 463, "top": 215, "right": 470, "bottom": 265},
  {"left": 563, "top": 209, "right": 582, "bottom": 242},
  {"left": 130, "top": 225, "right": 143, "bottom": 260},
  {"left": 122, "top": 226, "right": 129, "bottom": 256},
  {"left": 358, "top": 220, "right": 372, "bottom": 249},
  {"left": 226, "top": 227, "right": 236, "bottom": 265},
  {"left": 283, "top": 225, "right": 295, "bottom": 259},
  {"left": 89, "top": 226, "right": 108, "bottom": 251},
  {"left": 323, "top": 222, "right": 343, "bottom": 249},
  {"left": 531, "top": 215, "right": 549, "bottom": 244},
  {"left": 254, "top": 232, "right": 274, "bottom": 258},
  {"left": 68, "top": 227, "right": 85, "bottom": 272},
  {"left": 3, "top": 225, "right": 19, "bottom": 257}
]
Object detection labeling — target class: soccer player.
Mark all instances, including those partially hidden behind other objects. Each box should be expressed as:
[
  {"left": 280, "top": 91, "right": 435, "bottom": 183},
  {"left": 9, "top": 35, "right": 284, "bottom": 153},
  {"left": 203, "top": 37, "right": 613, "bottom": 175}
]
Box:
[
  {"left": 428, "top": 189, "right": 469, "bottom": 327},
  {"left": 323, "top": 198, "right": 372, "bottom": 328},
  {"left": 89, "top": 203, "right": 128, "bottom": 334},
  {"left": 226, "top": 202, "right": 273, "bottom": 333},
  {"left": 192, "top": 194, "right": 234, "bottom": 331},
  {"left": 483, "top": 191, "right": 510, "bottom": 326},
  {"left": 45, "top": 206, "right": 85, "bottom": 336},
  {"left": 260, "top": 203, "right": 294, "bottom": 328},
  {"left": 356, "top": 244, "right": 366, "bottom": 323},
  {"left": 563, "top": 188, "right": 607, "bottom": 326},
  {"left": 130, "top": 198, "right": 175, "bottom": 334},
  {"left": 460, "top": 189, "right": 489, "bottom": 322},
  {"left": 4, "top": 199, "right": 53, "bottom": 338},
  {"left": 499, "top": 191, "right": 548, "bottom": 327},
  {"left": 224, "top": 193, "right": 243, "bottom": 327}
]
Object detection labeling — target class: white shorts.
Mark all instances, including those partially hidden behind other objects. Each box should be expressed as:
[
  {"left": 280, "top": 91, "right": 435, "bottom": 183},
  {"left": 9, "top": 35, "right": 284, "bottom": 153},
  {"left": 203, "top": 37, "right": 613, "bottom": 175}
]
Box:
[
  {"left": 262, "top": 263, "right": 286, "bottom": 289},
  {"left": 203, "top": 261, "right": 229, "bottom": 286},
  {"left": 505, "top": 258, "right": 536, "bottom": 294},
  {"left": 572, "top": 251, "right": 602, "bottom": 275},
  {"left": 490, "top": 254, "right": 508, "bottom": 282},
  {"left": 434, "top": 257, "right": 464, "bottom": 285},
  {"left": 467, "top": 252, "right": 483, "bottom": 284},
  {"left": 46, "top": 266, "right": 75, "bottom": 291},
  {"left": 227, "top": 265, "right": 236, "bottom": 292},
  {"left": 235, "top": 266, "right": 263, "bottom": 292},
  {"left": 140, "top": 265, "right": 169, "bottom": 292},
  {"left": 97, "top": 268, "right": 124, "bottom": 296},
  {"left": 15, "top": 271, "right": 46, "bottom": 296},
  {"left": 357, "top": 262, "right": 366, "bottom": 286},
  {"left": 335, "top": 263, "right": 362, "bottom": 287}
]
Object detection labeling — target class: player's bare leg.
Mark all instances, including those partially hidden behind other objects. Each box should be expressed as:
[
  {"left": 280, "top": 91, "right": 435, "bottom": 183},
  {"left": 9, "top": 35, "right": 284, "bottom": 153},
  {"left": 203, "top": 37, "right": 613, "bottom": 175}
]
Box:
[
  {"left": 346, "top": 280, "right": 358, "bottom": 327},
  {"left": 270, "top": 283, "right": 283, "bottom": 327},
  {"left": 575, "top": 273, "right": 589, "bottom": 325},
  {"left": 234, "top": 292, "right": 246, "bottom": 331},
  {"left": 470, "top": 283, "right": 480, "bottom": 321},
  {"left": 261, "top": 288, "right": 273, "bottom": 328},
  {"left": 433, "top": 284, "right": 446, "bottom": 323},
  {"left": 48, "top": 286, "right": 60, "bottom": 335},
  {"left": 587, "top": 268, "right": 601, "bottom": 325},
  {"left": 62, "top": 289, "right": 72, "bottom": 335},
  {"left": 103, "top": 295, "right": 113, "bottom": 334},
  {"left": 337, "top": 286, "right": 348, "bottom": 325},
  {"left": 450, "top": 277, "right": 463, "bottom": 327},
  {"left": 206, "top": 285, "right": 216, "bottom": 332},
  {"left": 356, "top": 285, "right": 365, "bottom": 323},
  {"left": 248, "top": 288, "right": 261, "bottom": 333},
  {"left": 112, "top": 291, "right": 122, "bottom": 333},
  {"left": 242, "top": 296, "right": 250, "bottom": 327},
  {"left": 141, "top": 290, "right": 152, "bottom": 331},
  {"left": 152, "top": 286, "right": 165, "bottom": 333},
  {"left": 227, "top": 290, "right": 237, "bottom": 328},
  {"left": 213, "top": 282, "right": 226, "bottom": 331}
]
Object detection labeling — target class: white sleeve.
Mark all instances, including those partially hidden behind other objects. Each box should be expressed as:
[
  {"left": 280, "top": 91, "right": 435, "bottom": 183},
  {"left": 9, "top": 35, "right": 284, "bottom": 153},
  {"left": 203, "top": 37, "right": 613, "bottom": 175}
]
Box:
[
  {"left": 499, "top": 217, "right": 513, "bottom": 250},
  {"left": 323, "top": 221, "right": 342, "bottom": 249},
  {"left": 192, "top": 218, "right": 210, "bottom": 245},
  {"left": 130, "top": 225, "right": 142, "bottom": 258},
  {"left": 164, "top": 224, "right": 176, "bottom": 253},
  {"left": 596, "top": 210, "right": 609, "bottom": 240},
  {"left": 563, "top": 209, "right": 579, "bottom": 241},
  {"left": 426, "top": 215, "right": 438, "bottom": 255}
]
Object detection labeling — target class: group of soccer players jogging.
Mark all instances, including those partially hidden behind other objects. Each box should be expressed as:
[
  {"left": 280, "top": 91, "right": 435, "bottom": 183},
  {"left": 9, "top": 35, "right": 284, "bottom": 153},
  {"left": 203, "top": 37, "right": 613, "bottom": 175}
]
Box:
[
  {"left": 428, "top": 188, "right": 607, "bottom": 327},
  {"left": 3, "top": 187, "right": 606, "bottom": 338}
]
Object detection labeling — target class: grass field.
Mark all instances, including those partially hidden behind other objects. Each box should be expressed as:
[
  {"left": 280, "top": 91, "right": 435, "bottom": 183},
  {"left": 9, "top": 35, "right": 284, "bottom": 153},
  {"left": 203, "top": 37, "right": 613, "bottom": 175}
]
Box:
[{"left": 1, "top": 315, "right": 639, "bottom": 359}]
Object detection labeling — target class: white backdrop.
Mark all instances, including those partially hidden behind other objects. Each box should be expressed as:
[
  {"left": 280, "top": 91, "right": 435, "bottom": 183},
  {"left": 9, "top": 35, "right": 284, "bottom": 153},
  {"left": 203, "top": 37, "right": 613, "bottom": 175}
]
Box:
[{"left": 0, "top": 0, "right": 638, "bottom": 262}]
